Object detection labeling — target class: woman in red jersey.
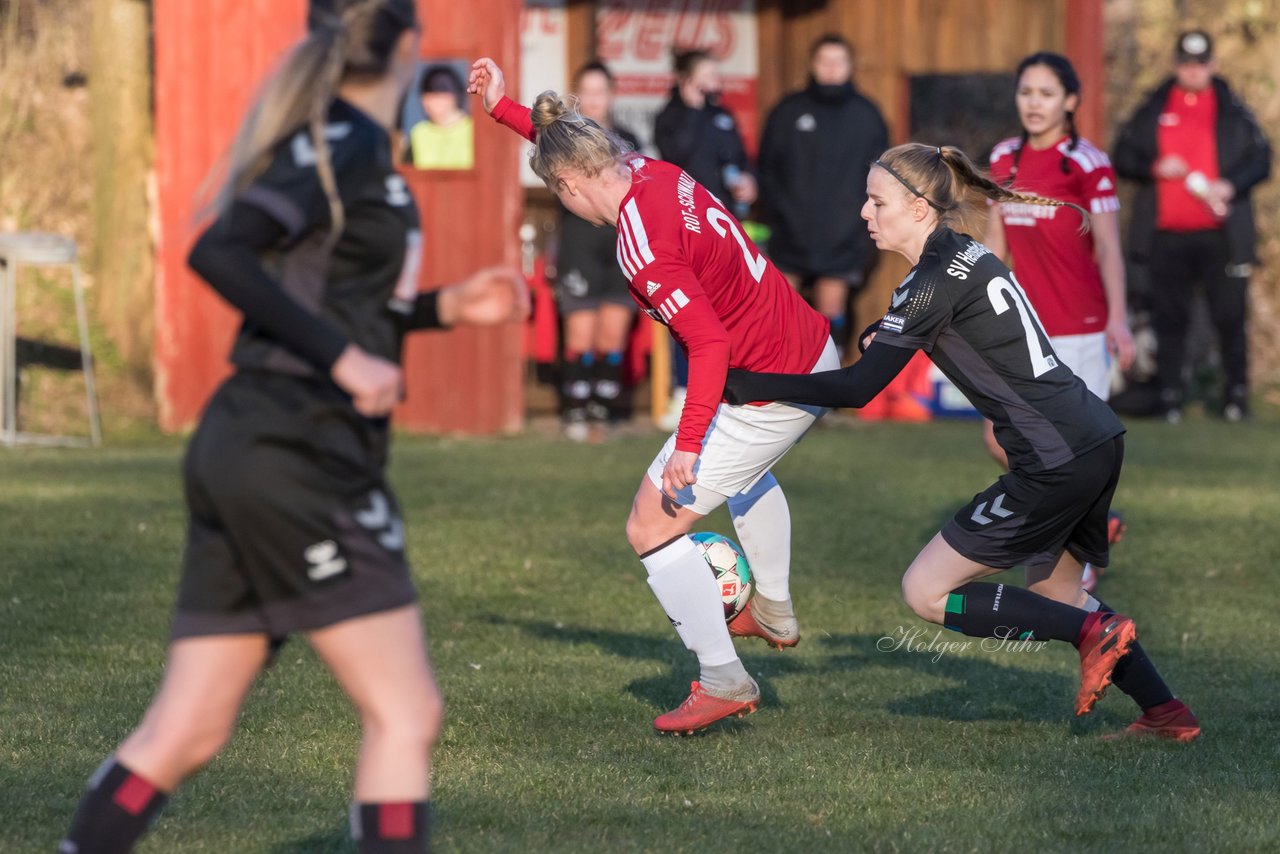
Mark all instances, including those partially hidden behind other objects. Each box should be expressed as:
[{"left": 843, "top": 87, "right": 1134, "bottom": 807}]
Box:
[
  {"left": 469, "top": 57, "right": 838, "bottom": 736},
  {"left": 986, "top": 53, "right": 1135, "bottom": 448}
]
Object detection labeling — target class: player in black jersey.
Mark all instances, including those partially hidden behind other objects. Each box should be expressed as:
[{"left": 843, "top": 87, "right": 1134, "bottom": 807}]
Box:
[
  {"left": 554, "top": 62, "right": 640, "bottom": 440},
  {"left": 726, "top": 143, "right": 1199, "bottom": 741},
  {"left": 61, "top": 4, "right": 527, "bottom": 852}
]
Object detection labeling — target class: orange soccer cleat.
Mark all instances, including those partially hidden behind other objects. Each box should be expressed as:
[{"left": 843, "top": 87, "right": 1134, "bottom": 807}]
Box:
[
  {"left": 1104, "top": 698, "right": 1201, "bottom": 742},
  {"left": 728, "top": 599, "right": 800, "bottom": 650},
  {"left": 653, "top": 680, "right": 760, "bottom": 735},
  {"left": 1075, "top": 611, "right": 1139, "bottom": 716}
]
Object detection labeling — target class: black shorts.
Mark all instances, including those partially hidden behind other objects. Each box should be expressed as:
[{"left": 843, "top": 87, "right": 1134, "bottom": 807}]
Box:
[
  {"left": 556, "top": 216, "right": 633, "bottom": 313},
  {"left": 171, "top": 372, "right": 417, "bottom": 642},
  {"left": 941, "top": 435, "right": 1124, "bottom": 570}
]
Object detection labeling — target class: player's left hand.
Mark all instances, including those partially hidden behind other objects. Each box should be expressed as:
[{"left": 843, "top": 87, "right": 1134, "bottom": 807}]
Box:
[
  {"left": 661, "top": 450, "right": 699, "bottom": 501},
  {"left": 439, "top": 267, "right": 529, "bottom": 327},
  {"left": 1105, "top": 316, "right": 1136, "bottom": 372}
]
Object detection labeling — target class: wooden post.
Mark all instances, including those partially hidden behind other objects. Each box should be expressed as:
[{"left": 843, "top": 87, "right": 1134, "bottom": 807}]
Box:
[
  {"left": 1065, "top": 0, "right": 1106, "bottom": 143},
  {"left": 90, "top": 0, "right": 153, "bottom": 375},
  {"left": 649, "top": 320, "right": 671, "bottom": 424}
]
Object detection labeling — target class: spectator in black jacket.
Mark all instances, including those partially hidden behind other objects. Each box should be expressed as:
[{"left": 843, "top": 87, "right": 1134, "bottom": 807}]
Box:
[
  {"left": 759, "top": 34, "right": 888, "bottom": 353},
  {"left": 653, "top": 49, "right": 757, "bottom": 218},
  {"left": 1112, "top": 30, "right": 1271, "bottom": 422}
]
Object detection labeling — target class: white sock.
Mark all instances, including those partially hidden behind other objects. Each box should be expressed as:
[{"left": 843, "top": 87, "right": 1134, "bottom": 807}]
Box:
[
  {"left": 642, "top": 536, "right": 739, "bottom": 668},
  {"left": 727, "top": 472, "right": 792, "bottom": 601}
]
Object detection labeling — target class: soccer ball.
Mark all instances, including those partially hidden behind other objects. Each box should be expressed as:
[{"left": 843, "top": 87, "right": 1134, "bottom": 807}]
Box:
[{"left": 690, "top": 532, "right": 753, "bottom": 622}]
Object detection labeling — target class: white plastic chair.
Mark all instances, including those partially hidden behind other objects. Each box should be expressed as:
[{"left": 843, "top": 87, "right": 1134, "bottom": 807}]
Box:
[{"left": 0, "top": 232, "right": 101, "bottom": 447}]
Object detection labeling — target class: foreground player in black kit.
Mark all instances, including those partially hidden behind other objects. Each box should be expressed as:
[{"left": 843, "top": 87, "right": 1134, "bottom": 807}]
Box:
[
  {"left": 726, "top": 143, "right": 1198, "bottom": 741},
  {"left": 61, "top": 3, "right": 526, "bottom": 852}
]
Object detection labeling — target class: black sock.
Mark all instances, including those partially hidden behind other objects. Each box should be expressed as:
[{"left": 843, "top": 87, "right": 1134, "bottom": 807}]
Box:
[
  {"left": 590, "top": 352, "right": 625, "bottom": 418},
  {"left": 62, "top": 758, "right": 169, "bottom": 854},
  {"left": 352, "top": 801, "right": 432, "bottom": 853},
  {"left": 943, "top": 582, "right": 1087, "bottom": 643},
  {"left": 561, "top": 353, "right": 592, "bottom": 419},
  {"left": 1092, "top": 599, "right": 1175, "bottom": 710}
]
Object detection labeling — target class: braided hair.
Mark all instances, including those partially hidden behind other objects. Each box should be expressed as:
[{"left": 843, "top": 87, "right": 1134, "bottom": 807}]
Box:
[
  {"left": 1007, "top": 52, "right": 1081, "bottom": 186},
  {"left": 875, "top": 143, "right": 1089, "bottom": 234}
]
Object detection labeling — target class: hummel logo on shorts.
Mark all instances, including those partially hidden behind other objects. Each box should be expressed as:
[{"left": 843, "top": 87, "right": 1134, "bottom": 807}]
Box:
[{"left": 305, "top": 540, "right": 348, "bottom": 581}]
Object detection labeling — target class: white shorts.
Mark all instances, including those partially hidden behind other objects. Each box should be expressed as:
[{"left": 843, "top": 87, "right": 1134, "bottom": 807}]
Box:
[
  {"left": 1050, "top": 332, "right": 1111, "bottom": 401},
  {"left": 646, "top": 338, "right": 841, "bottom": 514}
]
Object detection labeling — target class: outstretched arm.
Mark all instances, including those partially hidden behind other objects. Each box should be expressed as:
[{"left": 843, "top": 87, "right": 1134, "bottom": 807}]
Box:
[
  {"left": 724, "top": 342, "right": 916, "bottom": 409},
  {"left": 424, "top": 267, "right": 529, "bottom": 329},
  {"left": 469, "top": 57, "right": 535, "bottom": 143}
]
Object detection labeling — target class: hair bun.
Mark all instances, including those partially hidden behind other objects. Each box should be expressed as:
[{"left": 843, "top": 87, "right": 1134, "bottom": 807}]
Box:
[{"left": 531, "top": 90, "right": 569, "bottom": 132}]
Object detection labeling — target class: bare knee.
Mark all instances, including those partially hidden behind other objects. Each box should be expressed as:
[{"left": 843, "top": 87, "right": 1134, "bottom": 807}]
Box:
[
  {"left": 624, "top": 507, "right": 649, "bottom": 554},
  {"left": 361, "top": 687, "right": 445, "bottom": 753},
  {"left": 626, "top": 502, "right": 676, "bottom": 555},
  {"left": 123, "top": 713, "right": 235, "bottom": 780},
  {"left": 900, "top": 575, "right": 944, "bottom": 625}
]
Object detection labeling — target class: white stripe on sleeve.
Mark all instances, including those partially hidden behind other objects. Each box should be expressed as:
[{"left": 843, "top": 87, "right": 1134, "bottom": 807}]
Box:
[{"left": 623, "top": 199, "right": 657, "bottom": 265}]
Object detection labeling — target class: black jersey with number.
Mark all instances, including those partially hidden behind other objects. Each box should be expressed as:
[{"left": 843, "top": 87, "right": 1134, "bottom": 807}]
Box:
[
  {"left": 232, "top": 99, "right": 421, "bottom": 376},
  {"left": 874, "top": 227, "right": 1123, "bottom": 471}
]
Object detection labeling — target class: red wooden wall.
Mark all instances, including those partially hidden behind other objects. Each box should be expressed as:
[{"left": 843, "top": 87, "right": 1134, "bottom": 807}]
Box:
[{"left": 153, "top": 0, "right": 525, "bottom": 434}]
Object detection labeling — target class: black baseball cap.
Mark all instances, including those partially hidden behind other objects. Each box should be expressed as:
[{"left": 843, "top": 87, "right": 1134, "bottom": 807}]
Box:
[{"left": 1175, "top": 30, "right": 1213, "bottom": 64}]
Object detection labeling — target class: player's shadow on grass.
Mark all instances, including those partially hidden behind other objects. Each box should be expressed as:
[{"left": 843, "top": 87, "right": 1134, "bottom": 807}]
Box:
[
  {"left": 480, "top": 617, "right": 1121, "bottom": 731},
  {"left": 816, "top": 631, "right": 1115, "bottom": 730},
  {"left": 481, "top": 615, "right": 809, "bottom": 713}
]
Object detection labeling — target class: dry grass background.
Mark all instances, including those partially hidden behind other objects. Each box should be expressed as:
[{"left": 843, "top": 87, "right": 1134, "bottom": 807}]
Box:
[
  {"left": 1106, "top": 0, "right": 1280, "bottom": 395},
  {"left": 0, "top": 0, "right": 155, "bottom": 436},
  {"left": 0, "top": 0, "right": 1276, "bottom": 438}
]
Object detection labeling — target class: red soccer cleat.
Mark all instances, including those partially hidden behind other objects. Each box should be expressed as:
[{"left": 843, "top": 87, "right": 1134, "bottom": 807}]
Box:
[
  {"left": 728, "top": 599, "right": 800, "bottom": 650},
  {"left": 1075, "top": 611, "right": 1138, "bottom": 716},
  {"left": 1103, "top": 698, "right": 1201, "bottom": 742},
  {"left": 653, "top": 681, "right": 760, "bottom": 735},
  {"left": 1107, "top": 511, "right": 1127, "bottom": 545}
]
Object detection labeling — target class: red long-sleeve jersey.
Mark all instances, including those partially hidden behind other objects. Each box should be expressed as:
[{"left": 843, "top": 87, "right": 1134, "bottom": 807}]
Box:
[{"left": 491, "top": 97, "right": 829, "bottom": 452}]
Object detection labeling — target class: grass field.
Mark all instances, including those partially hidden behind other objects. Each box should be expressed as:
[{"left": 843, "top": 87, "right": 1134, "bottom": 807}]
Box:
[{"left": 2, "top": 413, "right": 1278, "bottom": 852}]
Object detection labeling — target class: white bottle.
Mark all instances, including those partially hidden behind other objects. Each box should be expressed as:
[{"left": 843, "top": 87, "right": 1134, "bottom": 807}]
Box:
[{"left": 1185, "top": 171, "right": 1210, "bottom": 199}]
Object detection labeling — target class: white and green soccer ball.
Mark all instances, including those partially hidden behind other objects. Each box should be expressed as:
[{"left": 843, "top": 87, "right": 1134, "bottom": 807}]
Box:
[{"left": 690, "top": 532, "right": 753, "bottom": 622}]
